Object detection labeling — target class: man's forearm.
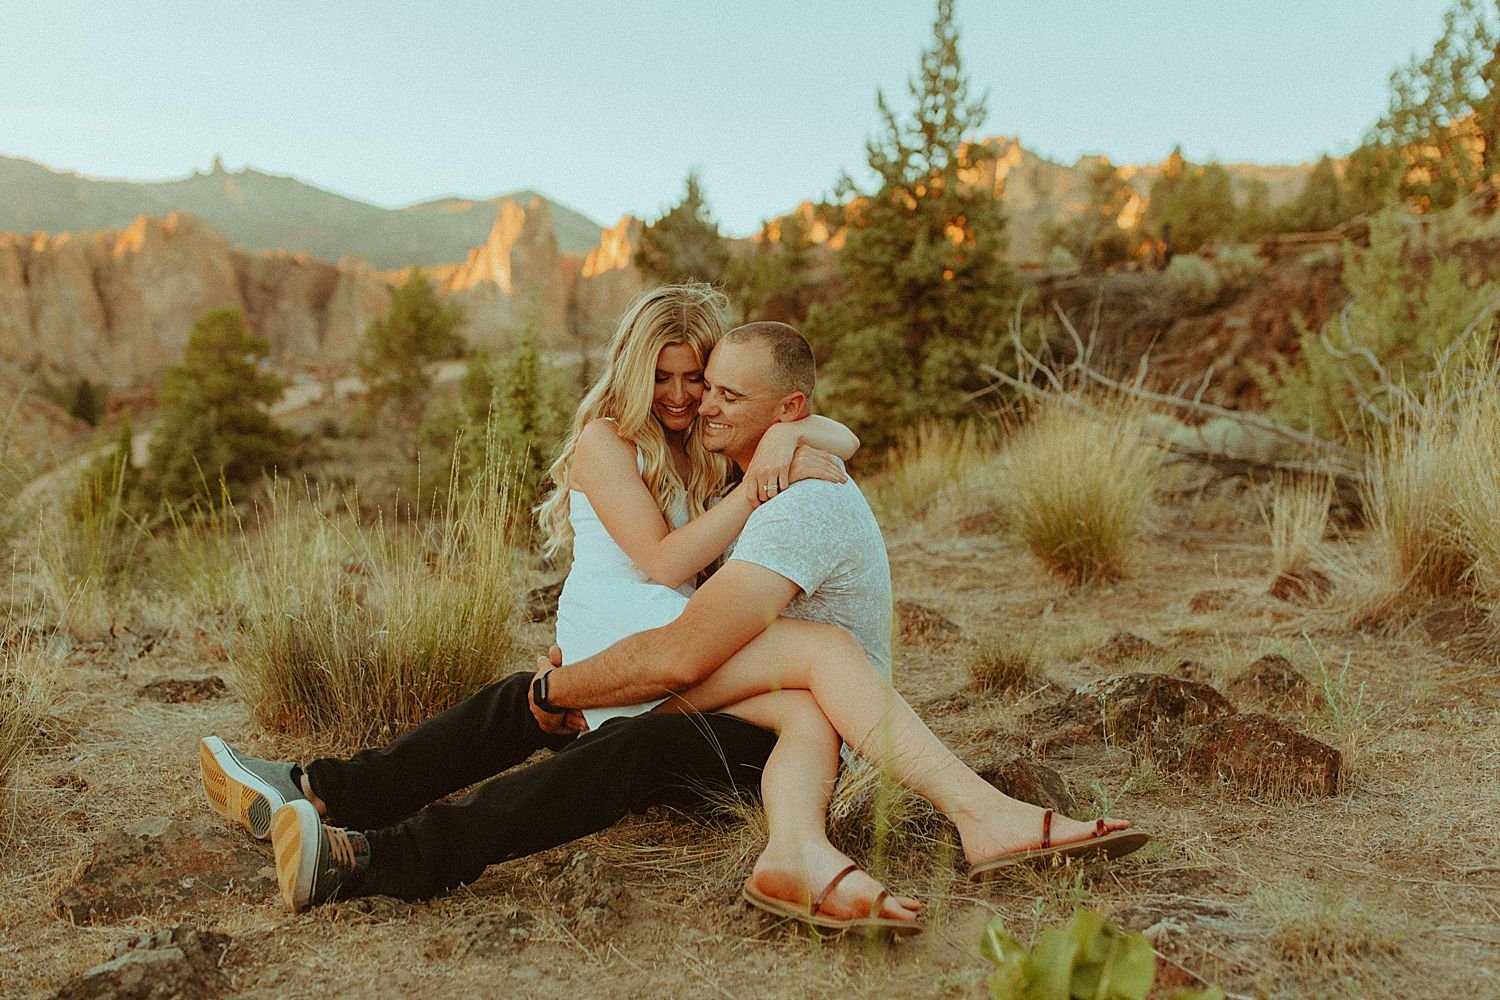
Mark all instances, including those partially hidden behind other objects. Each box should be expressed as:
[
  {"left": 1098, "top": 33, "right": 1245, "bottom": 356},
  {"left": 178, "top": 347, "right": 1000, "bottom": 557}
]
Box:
[{"left": 547, "top": 626, "right": 691, "bottom": 710}]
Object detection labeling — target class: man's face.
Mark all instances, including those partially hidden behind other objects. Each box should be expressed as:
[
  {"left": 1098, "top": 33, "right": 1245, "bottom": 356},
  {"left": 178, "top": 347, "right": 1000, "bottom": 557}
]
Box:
[{"left": 699, "top": 340, "right": 788, "bottom": 466}]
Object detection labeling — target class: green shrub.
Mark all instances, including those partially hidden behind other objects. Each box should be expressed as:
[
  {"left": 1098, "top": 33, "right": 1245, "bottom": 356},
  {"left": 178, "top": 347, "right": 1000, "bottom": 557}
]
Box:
[
  {"left": 1212, "top": 244, "right": 1264, "bottom": 293},
  {"left": 357, "top": 270, "right": 465, "bottom": 423},
  {"left": 1164, "top": 254, "right": 1222, "bottom": 312},
  {"left": 1253, "top": 211, "right": 1498, "bottom": 447},
  {"left": 982, "top": 909, "right": 1223, "bottom": 1000}
]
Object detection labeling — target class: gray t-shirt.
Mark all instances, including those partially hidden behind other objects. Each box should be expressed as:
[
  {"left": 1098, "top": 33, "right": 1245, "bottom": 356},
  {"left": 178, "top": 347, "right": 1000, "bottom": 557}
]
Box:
[{"left": 726, "top": 475, "right": 893, "bottom": 679}]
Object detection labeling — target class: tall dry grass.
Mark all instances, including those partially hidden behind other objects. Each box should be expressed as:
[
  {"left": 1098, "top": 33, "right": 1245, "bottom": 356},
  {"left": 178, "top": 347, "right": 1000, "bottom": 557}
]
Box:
[
  {"left": 35, "top": 448, "right": 145, "bottom": 636},
  {"left": 1353, "top": 382, "right": 1500, "bottom": 638},
  {"left": 233, "top": 464, "right": 526, "bottom": 751},
  {"left": 1267, "top": 476, "right": 1333, "bottom": 580},
  {"left": 1000, "top": 401, "right": 1162, "bottom": 584},
  {"left": 0, "top": 623, "right": 56, "bottom": 832},
  {"left": 871, "top": 421, "right": 1003, "bottom": 527}
]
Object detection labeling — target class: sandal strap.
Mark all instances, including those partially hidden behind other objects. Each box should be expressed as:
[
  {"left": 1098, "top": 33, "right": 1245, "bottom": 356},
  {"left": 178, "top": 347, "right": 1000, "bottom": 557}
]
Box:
[
  {"left": 811, "top": 863, "right": 860, "bottom": 916},
  {"left": 869, "top": 889, "right": 891, "bottom": 921},
  {"left": 1041, "top": 809, "right": 1054, "bottom": 849},
  {"left": 1094, "top": 818, "right": 1108, "bottom": 838}
]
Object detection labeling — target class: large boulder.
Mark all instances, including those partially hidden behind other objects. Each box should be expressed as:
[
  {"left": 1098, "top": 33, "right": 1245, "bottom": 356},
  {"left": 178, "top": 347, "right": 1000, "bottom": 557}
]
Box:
[
  {"left": 1172, "top": 713, "right": 1341, "bottom": 797},
  {"left": 1026, "top": 673, "right": 1235, "bottom": 753},
  {"left": 52, "top": 927, "right": 230, "bottom": 1000}
]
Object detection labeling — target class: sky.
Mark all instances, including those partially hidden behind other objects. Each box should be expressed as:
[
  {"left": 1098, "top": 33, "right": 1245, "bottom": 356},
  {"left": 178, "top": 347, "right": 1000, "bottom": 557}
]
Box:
[{"left": 1, "top": 1, "right": 1459, "bottom": 237}]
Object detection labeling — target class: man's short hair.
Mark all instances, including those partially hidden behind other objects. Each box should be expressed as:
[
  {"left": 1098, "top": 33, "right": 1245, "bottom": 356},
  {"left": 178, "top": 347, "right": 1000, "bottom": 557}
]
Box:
[{"left": 723, "top": 322, "right": 815, "bottom": 398}]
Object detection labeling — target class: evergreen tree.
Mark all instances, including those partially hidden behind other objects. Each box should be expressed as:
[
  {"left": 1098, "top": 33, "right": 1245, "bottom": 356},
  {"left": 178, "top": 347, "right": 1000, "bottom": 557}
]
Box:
[
  {"left": 147, "top": 308, "right": 290, "bottom": 503},
  {"left": 357, "top": 270, "right": 465, "bottom": 422},
  {"left": 1048, "top": 158, "right": 1134, "bottom": 270},
  {"left": 1232, "top": 178, "right": 1277, "bottom": 242},
  {"left": 725, "top": 210, "right": 830, "bottom": 324},
  {"left": 1145, "top": 155, "right": 1238, "bottom": 253},
  {"left": 1279, "top": 155, "right": 1350, "bottom": 232},
  {"left": 634, "top": 171, "right": 732, "bottom": 286},
  {"left": 1357, "top": 0, "right": 1500, "bottom": 212},
  {"left": 67, "top": 377, "right": 106, "bottom": 427},
  {"left": 805, "top": 0, "right": 1015, "bottom": 452}
]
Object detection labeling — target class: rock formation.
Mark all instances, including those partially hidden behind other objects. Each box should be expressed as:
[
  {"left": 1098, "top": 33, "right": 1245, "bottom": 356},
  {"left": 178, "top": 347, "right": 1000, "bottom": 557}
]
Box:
[{"left": 0, "top": 213, "right": 390, "bottom": 388}]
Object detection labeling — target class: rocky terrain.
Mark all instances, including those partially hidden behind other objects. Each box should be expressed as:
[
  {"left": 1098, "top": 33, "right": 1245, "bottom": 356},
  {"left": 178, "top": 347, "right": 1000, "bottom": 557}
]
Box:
[{"left": 2, "top": 480, "right": 1495, "bottom": 999}]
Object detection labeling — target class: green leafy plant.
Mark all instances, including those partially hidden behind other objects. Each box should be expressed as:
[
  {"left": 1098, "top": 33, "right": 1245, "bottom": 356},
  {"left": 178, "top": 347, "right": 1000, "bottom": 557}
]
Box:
[{"left": 981, "top": 909, "right": 1224, "bottom": 1000}]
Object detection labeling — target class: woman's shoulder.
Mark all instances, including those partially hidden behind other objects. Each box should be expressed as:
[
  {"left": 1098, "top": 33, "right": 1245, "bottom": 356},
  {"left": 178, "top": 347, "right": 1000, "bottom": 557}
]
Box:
[{"left": 573, "top": 418, "right": 636, "bottom": 472}]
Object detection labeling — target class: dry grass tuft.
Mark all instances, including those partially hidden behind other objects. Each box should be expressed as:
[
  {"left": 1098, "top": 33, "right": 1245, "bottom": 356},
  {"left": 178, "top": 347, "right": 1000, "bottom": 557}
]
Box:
[
  {"left": 0, "top": 623, "right": 57, "bottom": 831},
  {"left": 1266, "top": 476, "right": 1333, "bottom": 580},
  {"left": 1351, "top": 385, "right": 1500, "bottom": 642},
  {"left": 967, "top": 634, "right": 1044, "bottom": 694},
  {"left": 871, "top": 420, "right": 1003, "bottom": 528},
  {"left": 34, "top": 454, "right": 146, "bottom": 636},
  {"left": 1001, "top": 401, "right": 1162, "bottom": 584},
  {"left": 233, "top": 465, "right": 526, "bottom": 752}
]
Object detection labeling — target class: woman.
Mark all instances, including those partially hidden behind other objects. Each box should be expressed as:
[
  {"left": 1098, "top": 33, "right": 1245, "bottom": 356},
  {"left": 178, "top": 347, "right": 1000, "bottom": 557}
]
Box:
[{"left": 541, "top": 285, "right": 1142, "bottom": 931}]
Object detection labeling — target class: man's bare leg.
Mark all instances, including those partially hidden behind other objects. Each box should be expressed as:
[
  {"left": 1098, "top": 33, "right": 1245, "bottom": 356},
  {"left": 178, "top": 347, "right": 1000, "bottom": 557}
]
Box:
[
  {"left": 717, "top": 690, "right": 919, "bottom": 923},
  {"left": 660, "top": 619, "right": 1133, "bottom": 867}
]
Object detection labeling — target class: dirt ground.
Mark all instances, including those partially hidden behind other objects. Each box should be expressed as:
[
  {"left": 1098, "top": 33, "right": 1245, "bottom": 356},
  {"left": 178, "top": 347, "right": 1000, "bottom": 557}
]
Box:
[{"left": 3, "top": 491, "right": 1499, "bottom": 999}]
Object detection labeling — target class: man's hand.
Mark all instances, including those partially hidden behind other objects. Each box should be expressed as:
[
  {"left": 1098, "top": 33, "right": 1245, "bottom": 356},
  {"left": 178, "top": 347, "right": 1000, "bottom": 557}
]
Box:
[{"left": 529, "top": 646, "right": 586, "bottom": 735}]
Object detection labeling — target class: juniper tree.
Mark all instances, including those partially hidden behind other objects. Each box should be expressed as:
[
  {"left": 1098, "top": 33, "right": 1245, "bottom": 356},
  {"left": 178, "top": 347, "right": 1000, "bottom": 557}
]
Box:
[
  {"left": 634, "top": 170, "right": 732, "bottom": 286},
  {"left": 357, "top": 270, "right": 465, "bottom": 423},
  {"left": 147, "top": 308, "right": 290, "bottom": 504},
  {"left": 805, "top": 0, "right": 1015, "bottom": 452}
]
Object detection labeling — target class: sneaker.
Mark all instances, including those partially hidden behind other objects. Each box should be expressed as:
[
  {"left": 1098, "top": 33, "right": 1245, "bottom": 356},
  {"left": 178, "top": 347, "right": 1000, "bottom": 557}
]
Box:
[
  {"left": 199, "top": 736, "right": 304, "bottom": 840},
  {"left": 271, "top": 800, "right": 370, "bottom": 912}
]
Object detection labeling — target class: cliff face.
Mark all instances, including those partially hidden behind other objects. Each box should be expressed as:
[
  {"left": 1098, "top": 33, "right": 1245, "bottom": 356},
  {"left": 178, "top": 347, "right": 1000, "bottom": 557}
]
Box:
[
  {"left": 0, "top": 207, "right": 646, "bottom": 389},
  {"left": 0, "top": 213, "right": 392, "bottom": 388}
]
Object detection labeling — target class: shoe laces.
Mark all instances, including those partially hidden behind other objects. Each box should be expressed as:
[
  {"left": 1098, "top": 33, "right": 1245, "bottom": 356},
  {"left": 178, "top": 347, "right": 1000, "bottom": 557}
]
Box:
[{"left": 326, "top": 825, "right": 361, "bottom": 869}]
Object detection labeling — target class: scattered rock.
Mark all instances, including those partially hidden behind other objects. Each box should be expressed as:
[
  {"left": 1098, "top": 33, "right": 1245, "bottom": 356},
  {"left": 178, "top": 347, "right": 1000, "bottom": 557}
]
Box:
[
  {"left": 56, "top": 817, "right": 273, "bottom": 925},
  {"left": 956, "top": 510, "right": 1005, "bottom": 536},
  {"left": 1269, "top": 568, "right": 1333, "bottom": 604},
  {"left": 1187, "top": 589, "right": 1240, "bottom": 614},
  {"left": 544, "top": 851, "right": 627, "bottom": 944},
  {"left": 137, "top": 676, "right": 226, "bottom": 704},
  {"left": 977, "top": 753, "right": 1077, "bottom": 814},
  {"left": 1173, "top": 713, "right": 1342, "bottom": 797},
  {"left": 1228, "top": 654, "right": 1319, "bottom": 710},
  {"left": 52, "top": 926, "right": 230, "bottom": 1000},
  {"left": 895, "top": 600, "right": 962, "bottom": 645},
  {"left": 1027, "top": 673, "right": 1235, "bottom": 753},
  {"left": 1095, "top": 632, "right": 1162, "bottom": 665},
  {"left": 525, "top": 581, "right": 564, "bottom": 622}
]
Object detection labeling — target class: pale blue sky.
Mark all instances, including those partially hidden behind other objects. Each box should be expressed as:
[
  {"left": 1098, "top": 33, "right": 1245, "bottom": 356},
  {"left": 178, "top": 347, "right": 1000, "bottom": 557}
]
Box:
[{"left": 1, "top": 1, "right": 1458, "bottom": 235}]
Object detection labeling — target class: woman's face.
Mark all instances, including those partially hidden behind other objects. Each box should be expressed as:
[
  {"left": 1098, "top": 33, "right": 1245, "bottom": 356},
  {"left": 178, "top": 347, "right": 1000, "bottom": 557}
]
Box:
[{"left": 652, "top": 342, "right": 706, "bottom": 433}]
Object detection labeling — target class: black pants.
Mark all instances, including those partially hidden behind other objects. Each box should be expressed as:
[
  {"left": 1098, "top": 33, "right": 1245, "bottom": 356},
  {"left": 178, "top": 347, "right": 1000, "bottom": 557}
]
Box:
[{"left": 303, "top": 672, "right": 777, "bottom": 899}]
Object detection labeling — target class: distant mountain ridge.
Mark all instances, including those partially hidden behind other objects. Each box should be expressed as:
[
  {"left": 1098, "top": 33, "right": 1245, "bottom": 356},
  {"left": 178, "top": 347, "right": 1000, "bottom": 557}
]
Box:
[{"left": 0, "top": 155, "right": 605, "bottom": 269}]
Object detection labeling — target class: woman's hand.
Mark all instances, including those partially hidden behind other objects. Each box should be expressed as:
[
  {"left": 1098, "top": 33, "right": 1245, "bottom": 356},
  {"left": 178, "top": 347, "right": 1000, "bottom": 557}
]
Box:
[
  {"left": 786, "top": 445, "right": 848, "bottom": 488},
  {"left": 743, "top": 422, "right": 798, "bottom": 506}
]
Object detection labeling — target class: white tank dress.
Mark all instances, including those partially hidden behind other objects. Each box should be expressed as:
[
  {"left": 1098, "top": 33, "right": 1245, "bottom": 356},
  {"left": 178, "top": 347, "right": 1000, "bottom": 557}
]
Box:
[{"left": 554, "top": 479, "right": 694, "bottom": 733}]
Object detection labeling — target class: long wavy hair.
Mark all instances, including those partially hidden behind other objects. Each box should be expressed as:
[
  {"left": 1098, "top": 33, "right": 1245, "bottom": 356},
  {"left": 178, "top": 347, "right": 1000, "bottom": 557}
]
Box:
[{"left": 538, "top": 284, "right": 731, "bottom": 557}]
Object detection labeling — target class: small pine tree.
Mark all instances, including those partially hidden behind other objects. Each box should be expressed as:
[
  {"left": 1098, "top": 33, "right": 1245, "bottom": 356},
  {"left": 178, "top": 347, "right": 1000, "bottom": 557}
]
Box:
[
  {"left": 1145, "top": 155, "right": 1238, "bottom": 253},
  {"left": 634, "top": 171, "right": 732, "bottom": 286},
  {"left": 67, "top": 378, "right": 106, "bottom": 427},
  {"left": 357, "top": 270, "right": 466, "bottom": 423},
  {"left": 147, "top": 308, "right": 290, "bottom": 504},
  {"left": 725, "top": 210, "right": 830, "bottom": 324},
  {"left": 1252, "top": 211, "right": 1498, "bottom": 445},
  {"left": 805, "top": 0, "right": 1016, "bottom": 453},
  {"left": 1279, "top": 155, "right": 1349, "bottom": 232}
]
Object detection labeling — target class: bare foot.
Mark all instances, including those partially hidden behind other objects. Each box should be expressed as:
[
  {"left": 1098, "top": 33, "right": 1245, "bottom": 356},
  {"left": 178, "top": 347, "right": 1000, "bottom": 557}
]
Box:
[
  {"left": 955, "top": 797, "right": 1135, "bottom": 867},
  {"left": 749, "top": 839, "right": 921, "bottom": 923}
]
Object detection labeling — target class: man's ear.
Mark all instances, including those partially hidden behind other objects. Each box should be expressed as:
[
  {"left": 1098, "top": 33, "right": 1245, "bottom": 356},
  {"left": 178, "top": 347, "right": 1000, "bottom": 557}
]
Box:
[{"left": 775, "top": 391, "right": 809, "bottom": 422}]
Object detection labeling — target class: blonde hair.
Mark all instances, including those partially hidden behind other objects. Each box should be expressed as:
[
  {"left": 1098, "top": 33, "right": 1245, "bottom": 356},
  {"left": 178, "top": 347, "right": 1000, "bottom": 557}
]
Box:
[{"left": 538, "top": 284, "right": 731, "bottom": 556}]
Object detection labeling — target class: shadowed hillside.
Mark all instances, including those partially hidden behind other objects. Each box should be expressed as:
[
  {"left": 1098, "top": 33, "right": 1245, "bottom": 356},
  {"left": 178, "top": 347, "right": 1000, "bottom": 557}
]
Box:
[{"left": 0, "top": 156, "right": 604, "bottom": 269}]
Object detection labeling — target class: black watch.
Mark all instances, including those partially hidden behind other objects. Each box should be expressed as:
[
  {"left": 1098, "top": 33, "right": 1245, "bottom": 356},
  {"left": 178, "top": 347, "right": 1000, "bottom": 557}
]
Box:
[{"left": 531, "top": 670, "right": 560, "bottom": 713}]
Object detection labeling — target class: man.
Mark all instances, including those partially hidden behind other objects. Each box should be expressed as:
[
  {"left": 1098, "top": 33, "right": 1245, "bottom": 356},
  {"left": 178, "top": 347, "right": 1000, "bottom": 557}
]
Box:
[{"left": 202, "top": 322, "right": 899, "bottom": 916}]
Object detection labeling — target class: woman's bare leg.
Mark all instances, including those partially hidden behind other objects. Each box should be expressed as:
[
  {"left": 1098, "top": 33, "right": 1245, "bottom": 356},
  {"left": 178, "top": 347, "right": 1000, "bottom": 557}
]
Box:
[
  {"left": 659, "top": 618, "right": 1132, "bottom": 866},
  {"left": 716, "top": 690, "right": 919, "bottom": 922}
]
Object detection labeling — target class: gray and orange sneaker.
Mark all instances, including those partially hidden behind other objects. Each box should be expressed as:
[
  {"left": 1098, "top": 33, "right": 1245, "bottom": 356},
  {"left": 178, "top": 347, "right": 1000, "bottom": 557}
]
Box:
[
  {"left": 271, "top": 800, "right": 370, "bottom": 912},
  {"left": 199, "top": 736, "right": 304, "bottom": 840}
]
